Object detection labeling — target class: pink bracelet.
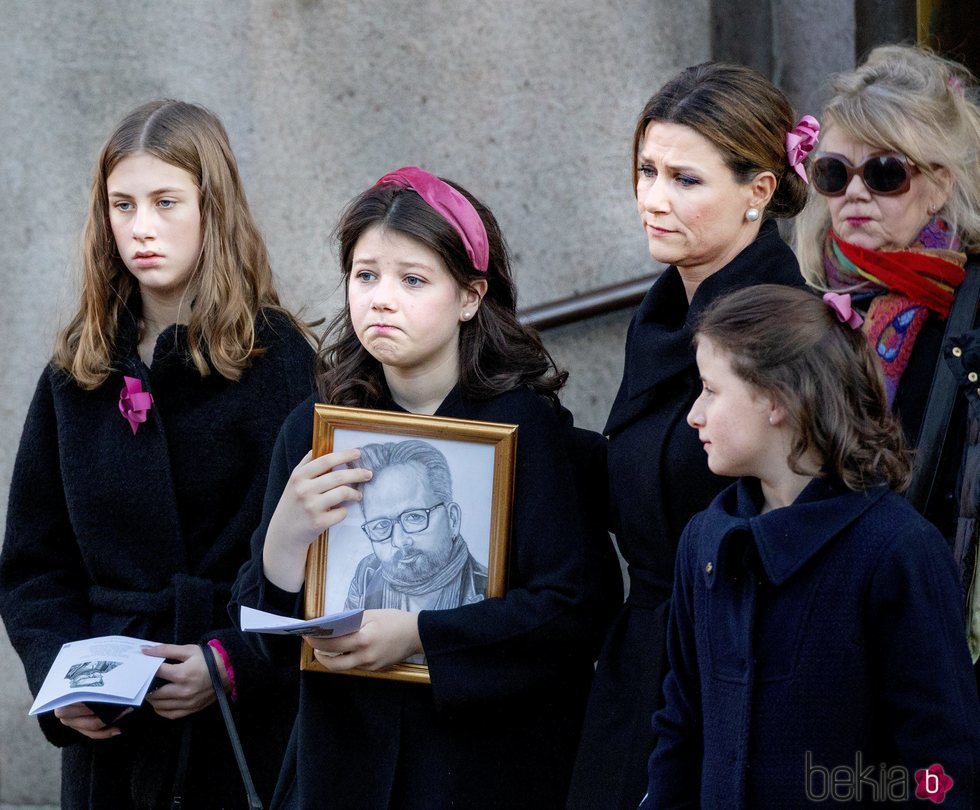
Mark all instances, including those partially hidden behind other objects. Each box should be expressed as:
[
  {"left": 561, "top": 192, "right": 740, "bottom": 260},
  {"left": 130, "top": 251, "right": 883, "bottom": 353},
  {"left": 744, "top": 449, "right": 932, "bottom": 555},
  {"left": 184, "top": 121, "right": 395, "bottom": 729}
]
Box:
[{"left": 207, "top": 639, "right": 238, "bottom": 702}]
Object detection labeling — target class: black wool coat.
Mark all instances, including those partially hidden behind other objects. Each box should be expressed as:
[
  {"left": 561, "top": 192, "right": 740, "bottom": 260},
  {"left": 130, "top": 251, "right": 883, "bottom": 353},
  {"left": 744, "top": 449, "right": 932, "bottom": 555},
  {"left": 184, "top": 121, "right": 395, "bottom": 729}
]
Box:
[
  {"left": 0, "top": 308, "right": 314, "bottom": 809},
  {"left": 567, "top": 221, "right": 806, "bottom": 810},
  {"left": 887, "top": 280, "right": 973, "bottom": 542},
  {"left": 231, "top": 384, "right": 616, "bottom": 810},
  {"left": 892, "top": 257, "right": 980, "bottom": 690}
]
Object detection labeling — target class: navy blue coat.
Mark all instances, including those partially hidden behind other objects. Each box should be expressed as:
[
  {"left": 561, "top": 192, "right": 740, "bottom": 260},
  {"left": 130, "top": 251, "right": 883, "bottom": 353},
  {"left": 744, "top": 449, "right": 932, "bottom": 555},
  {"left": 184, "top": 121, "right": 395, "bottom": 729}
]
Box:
[
  {"left": 642, "top": 477, "right": 980, "bottom": 809},
  {"left": 0, "top": 308, "right": 314, "bottom": 809},
  {"left": 231, "top": 385, "right": 616, "bottom": 809},
  {"left": 569, "top": 221, "right": 806, "bottom": 809}
]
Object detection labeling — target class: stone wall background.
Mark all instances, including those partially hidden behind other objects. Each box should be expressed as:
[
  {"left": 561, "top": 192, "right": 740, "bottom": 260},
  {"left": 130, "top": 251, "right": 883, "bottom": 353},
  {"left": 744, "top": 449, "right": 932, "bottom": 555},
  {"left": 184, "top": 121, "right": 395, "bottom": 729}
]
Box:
[{"left": 0, "top": 0, "right": 857, "bottom": 803}]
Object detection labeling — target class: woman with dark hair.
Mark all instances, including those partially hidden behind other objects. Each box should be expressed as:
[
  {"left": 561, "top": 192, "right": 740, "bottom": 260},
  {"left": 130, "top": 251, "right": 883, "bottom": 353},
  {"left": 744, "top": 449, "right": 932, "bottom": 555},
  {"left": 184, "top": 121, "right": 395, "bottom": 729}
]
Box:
[
  {"left": 231, "top": 167, "right": 611, "bottom": 808},
  {"left": 0, "top": 100, "right": 315, "bottom": 807},
  {"left": 569, "top": 63, "right": 815, "bottom": 809}
]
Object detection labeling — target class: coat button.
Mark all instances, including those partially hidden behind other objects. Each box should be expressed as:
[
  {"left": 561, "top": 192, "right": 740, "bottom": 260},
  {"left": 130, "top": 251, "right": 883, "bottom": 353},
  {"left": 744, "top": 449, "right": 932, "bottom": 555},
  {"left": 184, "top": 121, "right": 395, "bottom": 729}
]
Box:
[
  {"left": 952, "top": 346, "right": 963, "bottom": 357},
  {"left": 705, "top": 562, "right": 713, "bottom": 574},
  {"left": 970, "top": 372, "right": 978, "bottom": 383}
]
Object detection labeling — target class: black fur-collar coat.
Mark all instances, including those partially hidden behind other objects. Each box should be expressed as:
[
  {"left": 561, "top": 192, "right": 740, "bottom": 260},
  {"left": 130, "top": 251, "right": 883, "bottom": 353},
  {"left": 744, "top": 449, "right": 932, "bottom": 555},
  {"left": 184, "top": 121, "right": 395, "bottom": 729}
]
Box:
[{"left": 0, "top": 307, "right": 314, "bottom": 809}]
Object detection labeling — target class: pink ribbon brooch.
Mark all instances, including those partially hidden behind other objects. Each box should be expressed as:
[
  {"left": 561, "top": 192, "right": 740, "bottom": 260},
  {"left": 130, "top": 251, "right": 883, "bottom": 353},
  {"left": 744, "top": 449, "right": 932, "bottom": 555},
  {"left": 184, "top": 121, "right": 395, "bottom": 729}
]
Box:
[
  {"left": 823, "top": 292, "right": 864, "bottom": 330},
  {"left": 786, "top": 115, "right": 821, "bottom": 183},
  {"left": 119, "top": 376, "right": 154, "bottom": 435}
]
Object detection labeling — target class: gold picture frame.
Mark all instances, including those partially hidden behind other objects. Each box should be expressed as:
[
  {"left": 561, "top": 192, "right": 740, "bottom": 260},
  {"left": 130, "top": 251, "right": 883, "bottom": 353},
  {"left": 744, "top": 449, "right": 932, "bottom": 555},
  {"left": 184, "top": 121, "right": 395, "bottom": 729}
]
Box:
[{"left": 302, "top": 404, "right": 517, "bottom": 683}]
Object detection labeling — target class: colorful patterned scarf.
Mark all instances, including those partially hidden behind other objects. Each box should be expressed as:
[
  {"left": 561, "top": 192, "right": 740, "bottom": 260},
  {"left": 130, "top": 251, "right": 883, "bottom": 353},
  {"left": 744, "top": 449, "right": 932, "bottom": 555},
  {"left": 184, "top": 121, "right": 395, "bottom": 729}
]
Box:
[{"left": 823, "top": 219, "right": 966, "bottom": 405}]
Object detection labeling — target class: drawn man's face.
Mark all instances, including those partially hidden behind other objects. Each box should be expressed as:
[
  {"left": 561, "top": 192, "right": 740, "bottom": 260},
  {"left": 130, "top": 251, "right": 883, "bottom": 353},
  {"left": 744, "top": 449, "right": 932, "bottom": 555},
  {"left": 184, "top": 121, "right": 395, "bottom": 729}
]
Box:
[{"left": 361, "top": 463, "right": 460, "bottom": 585}]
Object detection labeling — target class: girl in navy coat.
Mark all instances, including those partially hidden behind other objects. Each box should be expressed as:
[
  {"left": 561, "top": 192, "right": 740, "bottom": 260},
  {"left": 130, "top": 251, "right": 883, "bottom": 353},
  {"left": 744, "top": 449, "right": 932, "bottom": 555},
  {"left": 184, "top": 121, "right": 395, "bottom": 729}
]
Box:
[
  {"left": 0, "top": 100, "right": 314, "bottom": 808},
  {"left": 231, "top": 167, "right": 613, "bottom": 808},
  {"left": 642, "top": 284, "right": 980, "bottom": 809}
]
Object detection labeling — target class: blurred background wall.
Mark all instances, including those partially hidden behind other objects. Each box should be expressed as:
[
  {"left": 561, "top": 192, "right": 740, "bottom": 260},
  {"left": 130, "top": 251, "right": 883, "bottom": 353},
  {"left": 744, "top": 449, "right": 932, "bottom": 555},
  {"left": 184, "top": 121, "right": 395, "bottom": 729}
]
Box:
[{"left": 3, "top": 0, "right": 948, "bottom": 803}]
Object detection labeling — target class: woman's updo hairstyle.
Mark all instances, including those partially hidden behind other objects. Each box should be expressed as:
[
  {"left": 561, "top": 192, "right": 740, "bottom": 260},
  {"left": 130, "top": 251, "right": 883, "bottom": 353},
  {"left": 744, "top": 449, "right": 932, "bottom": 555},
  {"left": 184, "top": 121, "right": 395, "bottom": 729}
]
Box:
[
  {"left": 632, "top": 62, "right": 808, "bottom": 219},
  {"left": 796, "top": 46, "right": 980, "bottom": 285}
]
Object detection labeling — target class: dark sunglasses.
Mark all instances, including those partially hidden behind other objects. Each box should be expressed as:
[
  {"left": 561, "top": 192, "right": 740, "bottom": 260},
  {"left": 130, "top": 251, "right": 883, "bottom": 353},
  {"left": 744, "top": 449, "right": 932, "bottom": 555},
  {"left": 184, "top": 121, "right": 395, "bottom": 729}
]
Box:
[{"left": 811, "top": 153, "right": 917, "bottom": 197}]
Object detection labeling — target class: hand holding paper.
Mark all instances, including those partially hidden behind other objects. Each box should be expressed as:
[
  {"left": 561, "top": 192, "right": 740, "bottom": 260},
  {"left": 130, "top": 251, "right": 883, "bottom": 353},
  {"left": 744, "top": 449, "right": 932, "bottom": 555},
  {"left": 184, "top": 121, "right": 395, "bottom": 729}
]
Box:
[
  {"left": 239, "top": 605, "right": 363, "bottom": 638},
  {"left": 30, "top": 636, "right": 164, "bottom": 718}
]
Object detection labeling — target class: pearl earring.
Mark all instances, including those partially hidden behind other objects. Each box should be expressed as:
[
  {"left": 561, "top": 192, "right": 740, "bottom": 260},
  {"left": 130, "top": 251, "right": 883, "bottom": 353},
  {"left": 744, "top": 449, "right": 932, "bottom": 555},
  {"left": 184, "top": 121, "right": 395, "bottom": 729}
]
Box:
[
  {"left": 462, "top": 312, "right": 471, "bottom": 320},
  {"left": 746, "top": 208, "right": 760, "bottom": 222}
]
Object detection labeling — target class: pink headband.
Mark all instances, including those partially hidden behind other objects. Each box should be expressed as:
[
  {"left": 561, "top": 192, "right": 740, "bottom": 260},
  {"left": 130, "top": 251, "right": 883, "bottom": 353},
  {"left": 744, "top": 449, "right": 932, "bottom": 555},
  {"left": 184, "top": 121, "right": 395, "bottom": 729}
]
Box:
[
  {"left": 786, "top": 115, "right": 820, "bottom": 183},
  {"left": 823, "top": 292, "right": 863, "bottom": 329},
  {"left": 374, "top": 166, "right": 489, "bottom": 273}
]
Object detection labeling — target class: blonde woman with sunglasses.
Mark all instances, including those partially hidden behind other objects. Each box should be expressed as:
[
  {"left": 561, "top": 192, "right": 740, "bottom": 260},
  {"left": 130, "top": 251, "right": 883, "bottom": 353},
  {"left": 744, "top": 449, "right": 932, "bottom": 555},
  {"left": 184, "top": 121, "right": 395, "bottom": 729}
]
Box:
[{"left": 795, "top": 45, "right": 980, "bottom": 671}]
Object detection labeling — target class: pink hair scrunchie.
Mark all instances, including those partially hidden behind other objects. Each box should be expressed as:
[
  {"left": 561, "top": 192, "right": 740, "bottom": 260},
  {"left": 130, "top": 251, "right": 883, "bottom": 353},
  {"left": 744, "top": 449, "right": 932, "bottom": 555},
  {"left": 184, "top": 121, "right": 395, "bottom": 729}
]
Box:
[
  {"left": 375, "top": 166, "right": 490, "bottom": 273},
  {"left": 786, "top": 115, "right": 821, "bottom": 183},
  {"left": 823, "top": 291, "right": 864, "bottom": 330}
]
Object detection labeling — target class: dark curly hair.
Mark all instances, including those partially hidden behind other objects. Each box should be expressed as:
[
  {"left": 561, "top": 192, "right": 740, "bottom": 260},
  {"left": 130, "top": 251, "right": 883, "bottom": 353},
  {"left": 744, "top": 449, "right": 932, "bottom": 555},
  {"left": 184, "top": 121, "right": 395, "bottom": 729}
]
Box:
[
  {"left": 315, "top": 177, "right": 566, "bottom": 407},
  {"left": 695, "top": 285, "right": 912, "bottom": 492}
]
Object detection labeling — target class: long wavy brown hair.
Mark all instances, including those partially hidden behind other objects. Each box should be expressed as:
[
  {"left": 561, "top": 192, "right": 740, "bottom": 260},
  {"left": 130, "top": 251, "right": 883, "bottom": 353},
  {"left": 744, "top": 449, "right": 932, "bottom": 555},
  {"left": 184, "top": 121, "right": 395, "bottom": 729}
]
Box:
[
  {"left": 316, "top": 178, "right": 566, "bottom": 407},
  {"left": 53, "top": 99, "right": 309, "bottom": 387},
  {"left": 695, "top": 285, "right": 912, "bottom": 492}
]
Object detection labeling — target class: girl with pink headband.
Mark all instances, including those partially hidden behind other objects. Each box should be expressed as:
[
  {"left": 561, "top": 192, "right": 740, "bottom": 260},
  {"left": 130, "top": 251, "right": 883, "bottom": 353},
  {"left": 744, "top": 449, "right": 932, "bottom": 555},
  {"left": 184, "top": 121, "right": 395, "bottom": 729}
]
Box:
[{"left": 232, "top": 167, "right": 616, "bottom": 808}]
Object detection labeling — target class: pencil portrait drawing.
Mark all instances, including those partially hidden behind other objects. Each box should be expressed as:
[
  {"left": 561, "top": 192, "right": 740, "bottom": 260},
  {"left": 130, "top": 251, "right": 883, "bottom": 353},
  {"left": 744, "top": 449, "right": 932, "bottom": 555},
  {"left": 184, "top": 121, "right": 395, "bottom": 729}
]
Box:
[
  {"left": 347, "top": 440, "right": 488, "bottom": 612},
  {"left": 303, "top": 403, "right": 517, "bottom": 682}
]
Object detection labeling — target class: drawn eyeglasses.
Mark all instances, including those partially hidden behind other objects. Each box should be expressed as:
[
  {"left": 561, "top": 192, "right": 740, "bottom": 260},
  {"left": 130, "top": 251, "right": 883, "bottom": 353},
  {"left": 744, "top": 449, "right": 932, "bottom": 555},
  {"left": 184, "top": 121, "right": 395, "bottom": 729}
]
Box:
[{"left": 361, "top": 502, "right": 447, "bottom": 543}]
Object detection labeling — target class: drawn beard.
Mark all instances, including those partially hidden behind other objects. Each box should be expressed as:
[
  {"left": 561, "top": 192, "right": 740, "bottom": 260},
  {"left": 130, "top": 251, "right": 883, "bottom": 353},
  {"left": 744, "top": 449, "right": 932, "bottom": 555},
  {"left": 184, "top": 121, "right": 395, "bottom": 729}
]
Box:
[{"left": 382, "top": 542, "right": 453, "bottom": 585}]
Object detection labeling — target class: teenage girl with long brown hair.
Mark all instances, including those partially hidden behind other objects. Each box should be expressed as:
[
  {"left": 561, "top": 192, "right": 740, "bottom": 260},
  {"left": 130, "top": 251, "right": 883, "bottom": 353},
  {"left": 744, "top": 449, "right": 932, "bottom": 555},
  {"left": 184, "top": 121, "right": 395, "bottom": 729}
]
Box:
[{"left": 1, "top": 99, "right": 314, "bottom": 808}]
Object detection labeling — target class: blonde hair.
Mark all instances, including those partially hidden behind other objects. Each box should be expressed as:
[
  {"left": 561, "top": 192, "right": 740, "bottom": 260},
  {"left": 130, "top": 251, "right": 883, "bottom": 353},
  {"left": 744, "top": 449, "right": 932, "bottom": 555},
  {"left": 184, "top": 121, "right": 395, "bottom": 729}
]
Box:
[
  {"left": 796, "top": 45, "right": 980, "bottom": 287},
  {"left": 53, "top": 99, "right": 307, "bottom": 387}
]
